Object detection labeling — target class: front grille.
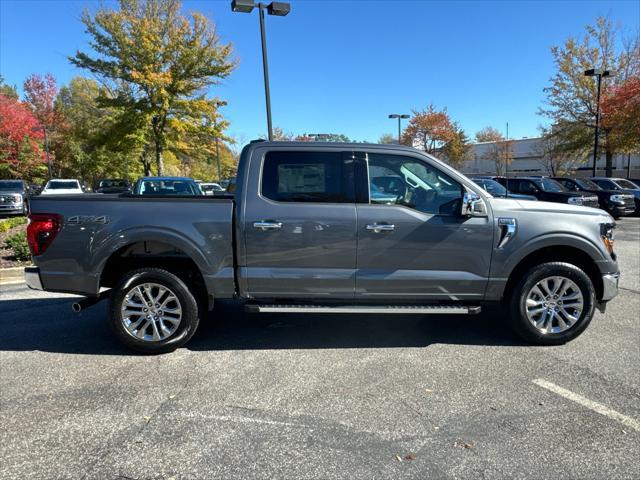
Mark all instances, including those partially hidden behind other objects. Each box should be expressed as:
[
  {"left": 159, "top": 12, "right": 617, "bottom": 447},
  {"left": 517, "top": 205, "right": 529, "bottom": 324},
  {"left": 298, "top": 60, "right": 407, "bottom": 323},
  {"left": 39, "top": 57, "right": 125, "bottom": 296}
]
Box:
[
  {"left": 622, "top": 196, "right": 635, "bottom": 208},
  {"left": 0, "top": 195, "right": 20, "bottom": 204}
]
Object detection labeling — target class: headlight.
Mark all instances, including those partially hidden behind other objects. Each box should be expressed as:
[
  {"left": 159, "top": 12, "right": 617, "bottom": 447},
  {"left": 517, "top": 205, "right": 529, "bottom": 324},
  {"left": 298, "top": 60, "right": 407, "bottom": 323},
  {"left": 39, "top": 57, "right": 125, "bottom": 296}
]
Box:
[
  {"left": 609, "top": 194, "right": 624, "bottom": 203},
  {"left": 568, "top": 197, "right": 583, "bottom": 205},
  {"left": 600, "top": 223, "right": 615, "bottom": 255},
  {"left": 10, "top": 194, "right": 23, "bottom": 204}
]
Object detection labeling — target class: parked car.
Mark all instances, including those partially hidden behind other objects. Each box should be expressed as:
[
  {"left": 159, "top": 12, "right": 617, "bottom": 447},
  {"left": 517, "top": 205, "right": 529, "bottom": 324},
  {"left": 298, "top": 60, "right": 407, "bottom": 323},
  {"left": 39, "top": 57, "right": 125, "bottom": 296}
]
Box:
[
  {"left": 96, "top": 179, "right": 131, "bottom": 194},
  {"left": 200, "top": 182, "right": 225, "bottom": 196},
  {"left": 496, "top": 177, "right": 600, "bottom": 208},
  {"left": 552, "top": 177, "right": 635, "bottom": 218},
  {"left": 26, "top": 142, "right": 619, "bottom": 353},
  {"left": 132, "top": 177, "right": 203, "bottom": 196},
  {"left": 470, "top": 177, "right": 537, "bottom": 201},
  {"left": 40, "top": 179, "right": 84, "bottom": 195},
  {"left": 589, "top": 177, "right": 640, "bottom": 215},
  {"left": 0, "top": 179, "right": 30, "bottom": 215}
]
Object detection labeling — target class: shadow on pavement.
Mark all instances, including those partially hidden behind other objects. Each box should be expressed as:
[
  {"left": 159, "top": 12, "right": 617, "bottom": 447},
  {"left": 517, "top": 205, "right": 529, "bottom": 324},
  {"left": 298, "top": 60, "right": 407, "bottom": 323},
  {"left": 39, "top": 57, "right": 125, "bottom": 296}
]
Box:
[{"left": 0, "top": 297, "right": 526, "bottom": 355}]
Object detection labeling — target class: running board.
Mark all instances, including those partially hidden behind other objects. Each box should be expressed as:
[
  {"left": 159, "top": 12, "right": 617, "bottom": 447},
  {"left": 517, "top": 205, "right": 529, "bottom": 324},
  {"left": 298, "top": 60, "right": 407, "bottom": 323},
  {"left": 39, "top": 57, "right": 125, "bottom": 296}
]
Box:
[{"left": 245, "top": 305, "right": 481, "bottom": 315}]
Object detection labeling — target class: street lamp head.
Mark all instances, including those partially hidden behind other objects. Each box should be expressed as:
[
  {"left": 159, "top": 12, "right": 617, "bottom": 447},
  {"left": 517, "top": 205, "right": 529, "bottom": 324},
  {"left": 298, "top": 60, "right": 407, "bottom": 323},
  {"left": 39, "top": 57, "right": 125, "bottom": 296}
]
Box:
[
  {"left": 231, "top": 0, "right": 255, "bottom": 13},
  {"left": 267, "top": 2, "right": 291, "bottom": 16},
  {"left": 400, "top": 114, "right": 410, "bottom": 119},
  {"left": 602, "top": 70, "right": 614, "bottom": 77},
  {"left": 389, "top": 114, "right": 400, "bottom": 119}
]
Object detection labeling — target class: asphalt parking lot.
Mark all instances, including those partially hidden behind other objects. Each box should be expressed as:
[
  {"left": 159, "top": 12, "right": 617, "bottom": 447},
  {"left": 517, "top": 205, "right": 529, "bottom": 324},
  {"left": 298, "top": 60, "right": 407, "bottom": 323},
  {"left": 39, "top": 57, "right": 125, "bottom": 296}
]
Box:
[{"left": 1, "top": 219, "right": 639, "bottom": 480}]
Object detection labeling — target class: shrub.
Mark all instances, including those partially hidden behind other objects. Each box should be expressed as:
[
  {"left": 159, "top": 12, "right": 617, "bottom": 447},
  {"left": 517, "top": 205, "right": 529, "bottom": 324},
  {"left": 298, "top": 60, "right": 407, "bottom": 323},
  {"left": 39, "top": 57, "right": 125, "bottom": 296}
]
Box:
[
  {"left": 0, "top": 216, "right": 27, "bottom": 233},
  {"left": 5, "top": 231, "right": 31, "bottom": 262}
]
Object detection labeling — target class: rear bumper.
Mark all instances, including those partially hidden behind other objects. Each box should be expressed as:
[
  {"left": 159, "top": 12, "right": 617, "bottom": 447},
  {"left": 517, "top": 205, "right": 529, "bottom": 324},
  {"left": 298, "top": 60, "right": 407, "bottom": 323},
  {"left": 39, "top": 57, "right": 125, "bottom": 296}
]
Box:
[{"left": 25, "top": 266, "right": 43, "bottom": 291}]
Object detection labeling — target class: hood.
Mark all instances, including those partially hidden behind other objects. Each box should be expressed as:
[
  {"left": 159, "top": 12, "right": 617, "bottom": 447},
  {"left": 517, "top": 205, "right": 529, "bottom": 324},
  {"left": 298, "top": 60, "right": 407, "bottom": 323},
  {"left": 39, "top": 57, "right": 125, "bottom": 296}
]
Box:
[
  {"left": 0, "top": 188, "right": 24, "bottom": 194},
  {"left": 489, "top": 197, "right": 610, "bottom": 218}
]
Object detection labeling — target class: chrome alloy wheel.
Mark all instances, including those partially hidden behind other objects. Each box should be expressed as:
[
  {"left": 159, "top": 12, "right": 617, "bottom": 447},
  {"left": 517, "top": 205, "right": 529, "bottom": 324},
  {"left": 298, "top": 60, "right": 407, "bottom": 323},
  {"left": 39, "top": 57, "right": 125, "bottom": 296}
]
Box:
[
  {"left": 525, "top": 276, "right": 584, "bottom": 334},
  {"left": 121, "top": 283, "right": 182, "bottom": 342}
]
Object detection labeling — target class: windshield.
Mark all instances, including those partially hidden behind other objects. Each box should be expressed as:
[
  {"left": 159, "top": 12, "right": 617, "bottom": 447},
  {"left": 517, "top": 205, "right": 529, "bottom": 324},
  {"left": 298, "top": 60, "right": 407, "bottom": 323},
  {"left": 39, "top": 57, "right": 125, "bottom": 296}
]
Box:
[
  {"left": 575, "top": 179, "right": 601, "bottom": 190},
  {"left": 138, "top": 179, "right": 201, "bottom": 195},
  {"left": 47, "top": 181, "right": 80, "bottom": 190},
  {"left": 615, "top": 179, "right": 639, "bottom": 189},
  {"left": 0, "top": 181, "right": 23, "bottom": 190},
  {"left": 535, "top": 178, "right": 566, "bottom": 192},
  {"left": 474, "top": 179, "right": 506, "bottom": 196}
]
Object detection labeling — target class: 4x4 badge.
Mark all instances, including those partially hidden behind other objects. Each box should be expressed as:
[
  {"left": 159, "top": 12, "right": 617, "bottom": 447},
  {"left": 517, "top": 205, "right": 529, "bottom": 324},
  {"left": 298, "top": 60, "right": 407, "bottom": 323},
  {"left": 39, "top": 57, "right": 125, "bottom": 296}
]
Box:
[{"left": 67, "top": 215, "right": 110, "bottom": 225}]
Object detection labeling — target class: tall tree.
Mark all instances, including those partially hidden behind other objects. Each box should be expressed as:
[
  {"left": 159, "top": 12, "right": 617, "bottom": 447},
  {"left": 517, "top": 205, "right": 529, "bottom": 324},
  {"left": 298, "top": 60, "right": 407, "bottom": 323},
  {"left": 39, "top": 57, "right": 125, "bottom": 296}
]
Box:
[
  {"left": 271, "top": 127, "right": 293, "bottom": 141},
  {"left": 539, "top": 17, "right": 640, "bottom": 176},
  {"left": 537, "top": 123, "right": 589, "bottom": 175},
  {"left": 402, "top": 104, "right": 455, "bottom": 153},
  {"left": 601, "top": 77, "right": 640, "bottom": 154},
  {"left": 0, "top": 75, "right": 18, "bottom": 100},
  {"left": 475, "top": 126, "right": 504, "bottom": 143},
  {"left": 70, "top": 0, "right": 236, "bottom": 175},
  {"left": 441, "top": 127, "right": 471, "bottom": 170},
  {"left": 0, "top": 94, "right": 46, "bottom": 180},
  {"left": 55, "top": 77, "right": 142, "bottom": 183},
  {"left": 473, "top": 127, "right": 515, "bottom": 175},
  {"left": 378, "top": 133, "right": 396, "bottom": 144},
  {"left": 23, "top": 73, "right": 61, "bottom": 176}
]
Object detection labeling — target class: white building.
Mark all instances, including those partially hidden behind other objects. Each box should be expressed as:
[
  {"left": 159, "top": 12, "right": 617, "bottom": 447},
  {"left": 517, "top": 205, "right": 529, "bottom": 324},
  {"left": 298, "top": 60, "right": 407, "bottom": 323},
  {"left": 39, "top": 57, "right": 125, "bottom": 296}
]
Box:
[{"left": 461, "top": 136, "right": 640, "bottom": 178}]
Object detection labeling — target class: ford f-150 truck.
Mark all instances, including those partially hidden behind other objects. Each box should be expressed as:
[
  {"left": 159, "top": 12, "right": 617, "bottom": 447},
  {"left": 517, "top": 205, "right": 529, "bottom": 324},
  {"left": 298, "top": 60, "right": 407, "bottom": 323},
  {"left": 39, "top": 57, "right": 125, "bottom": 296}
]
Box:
[{"left": 25, "top": 141, "right": 620, "bottom": 353}]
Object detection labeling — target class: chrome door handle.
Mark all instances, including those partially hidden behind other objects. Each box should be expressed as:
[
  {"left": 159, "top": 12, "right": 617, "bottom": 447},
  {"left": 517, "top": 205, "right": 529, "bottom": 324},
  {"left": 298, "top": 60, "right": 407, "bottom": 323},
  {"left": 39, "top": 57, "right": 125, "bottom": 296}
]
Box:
[
  {"left": 366, "top": 223, "right": 395, "bottom": 233},
  {"left": 253, "top": 221, "right": 283, "bottom": 231}
]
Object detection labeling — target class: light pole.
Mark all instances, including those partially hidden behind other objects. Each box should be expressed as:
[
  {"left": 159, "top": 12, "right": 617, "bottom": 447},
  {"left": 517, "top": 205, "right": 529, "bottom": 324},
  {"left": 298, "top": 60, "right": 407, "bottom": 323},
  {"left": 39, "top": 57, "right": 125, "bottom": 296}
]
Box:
[
  {"left": 388, "top": 114, "right": 409, "bottom": 144},
  {"left": 213, "top": 100, "right": 228, "bottom": 182},
  {"left": 231, "top": 0, "right": 290, "bottom": 141},
  {"left": 584, "top": 68, "right": 614, "bottom": 177}
]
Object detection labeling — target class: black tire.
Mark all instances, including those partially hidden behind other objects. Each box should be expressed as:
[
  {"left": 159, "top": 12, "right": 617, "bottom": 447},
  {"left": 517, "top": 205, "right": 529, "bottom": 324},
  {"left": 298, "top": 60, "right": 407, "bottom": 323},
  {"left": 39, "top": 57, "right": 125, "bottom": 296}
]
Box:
[
  {"left": 508, "top": 262, "right": 596, "bottom": 345},
  {"left": 109, "top": 268, "right": 200, "bottom": 354}
]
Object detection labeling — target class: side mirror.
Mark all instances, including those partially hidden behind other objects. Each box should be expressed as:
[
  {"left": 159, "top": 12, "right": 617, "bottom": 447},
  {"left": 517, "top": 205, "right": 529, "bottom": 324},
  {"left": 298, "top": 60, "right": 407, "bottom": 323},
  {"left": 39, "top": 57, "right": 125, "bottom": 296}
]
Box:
[{"left": 461, "top": 189, "right": 488, "bottom": 217}]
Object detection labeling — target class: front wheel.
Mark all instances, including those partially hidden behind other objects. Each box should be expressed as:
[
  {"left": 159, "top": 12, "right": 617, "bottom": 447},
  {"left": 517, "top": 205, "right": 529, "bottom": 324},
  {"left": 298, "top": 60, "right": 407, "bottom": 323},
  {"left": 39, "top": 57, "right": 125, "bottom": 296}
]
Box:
[
  {"left": 508, "top": 262, "right": 596, "bottom": 345},
  {"left": 108, "top": 268, "right": 200, "bottom": 353}
]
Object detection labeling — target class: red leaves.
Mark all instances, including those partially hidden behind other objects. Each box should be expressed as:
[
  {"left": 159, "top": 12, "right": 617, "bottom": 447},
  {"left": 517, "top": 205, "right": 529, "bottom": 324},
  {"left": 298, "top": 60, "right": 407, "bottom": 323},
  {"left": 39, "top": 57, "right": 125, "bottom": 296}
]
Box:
[
  {"left": 402, "top": 104, "right": 459, "bottom": 154},
  {"left": 601, "top": 78, "right": 640, "bottom": 150},
  {"left": 0, "top": 94, "right": 46, "bottom": 173},
  {"left": 23, "top": 73, "right": 59, "bottom": 129}
]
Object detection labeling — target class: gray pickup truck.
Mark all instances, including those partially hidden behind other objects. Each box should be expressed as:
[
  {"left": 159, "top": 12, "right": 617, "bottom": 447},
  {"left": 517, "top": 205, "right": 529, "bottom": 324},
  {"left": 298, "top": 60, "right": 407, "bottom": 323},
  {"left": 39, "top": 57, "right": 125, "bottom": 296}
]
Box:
[{"left": 25, "top": 141, "right": 620, "bottom": 353}]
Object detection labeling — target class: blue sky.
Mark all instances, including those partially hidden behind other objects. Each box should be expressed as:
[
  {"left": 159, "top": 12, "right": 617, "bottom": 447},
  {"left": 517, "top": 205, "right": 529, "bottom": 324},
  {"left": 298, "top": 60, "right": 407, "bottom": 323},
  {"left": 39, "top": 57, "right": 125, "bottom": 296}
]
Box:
[{"left": 1, "top": 0, "right": 638, "bottom": 143}]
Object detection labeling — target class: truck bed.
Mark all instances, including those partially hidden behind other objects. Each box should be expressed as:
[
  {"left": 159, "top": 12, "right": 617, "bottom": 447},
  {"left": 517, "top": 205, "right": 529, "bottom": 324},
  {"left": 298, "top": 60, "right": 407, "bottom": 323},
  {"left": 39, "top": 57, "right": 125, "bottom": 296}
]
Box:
[{"left": 28, "top": 194, "right": 236, "bottom": 298}]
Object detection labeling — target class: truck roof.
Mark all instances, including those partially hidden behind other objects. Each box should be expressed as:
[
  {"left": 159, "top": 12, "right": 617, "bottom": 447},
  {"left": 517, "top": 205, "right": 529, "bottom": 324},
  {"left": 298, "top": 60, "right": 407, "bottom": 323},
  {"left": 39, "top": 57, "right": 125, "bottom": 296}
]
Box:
[{"left": 245, "top": 140, "right": 423, "bottom": 152}]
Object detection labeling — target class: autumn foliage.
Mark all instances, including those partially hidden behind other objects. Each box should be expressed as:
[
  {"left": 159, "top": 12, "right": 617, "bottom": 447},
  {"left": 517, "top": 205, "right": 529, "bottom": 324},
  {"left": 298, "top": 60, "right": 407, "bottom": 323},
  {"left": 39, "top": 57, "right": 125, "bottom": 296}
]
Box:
[
  {"left": 402, "top": 104, "right": 470, "bottom": 169},
  {"left": 602, "top": 77, "right": 640, "bottom": 153},
  {"left": 0, "top": 94, "right": 46, "bottom": 179}
]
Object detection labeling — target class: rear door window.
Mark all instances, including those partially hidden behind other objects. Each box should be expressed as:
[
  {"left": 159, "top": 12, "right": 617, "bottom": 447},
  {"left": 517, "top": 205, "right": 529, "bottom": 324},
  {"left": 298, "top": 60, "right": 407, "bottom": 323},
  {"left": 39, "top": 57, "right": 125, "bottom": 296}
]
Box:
[{"left": 261, "top": 151, "right": 354, "bottom": 203}]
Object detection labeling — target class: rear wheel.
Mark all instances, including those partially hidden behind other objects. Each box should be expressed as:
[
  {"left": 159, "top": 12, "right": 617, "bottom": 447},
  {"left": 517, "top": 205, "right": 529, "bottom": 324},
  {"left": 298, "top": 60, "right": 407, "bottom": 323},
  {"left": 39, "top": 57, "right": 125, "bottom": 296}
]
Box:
[
  {"left": 508, "top": 262, "right": 596, "bottom": 345},
  {"left": 108, "top": 268, "right": 200, "bottom": 353}
]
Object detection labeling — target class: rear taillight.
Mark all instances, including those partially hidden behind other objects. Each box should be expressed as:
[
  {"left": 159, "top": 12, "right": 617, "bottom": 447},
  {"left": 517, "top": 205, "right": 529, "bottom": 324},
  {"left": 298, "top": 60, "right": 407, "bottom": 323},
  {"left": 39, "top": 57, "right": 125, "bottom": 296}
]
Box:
[{"left": 27, "top": 213, "right": 62, "bottom": 256}]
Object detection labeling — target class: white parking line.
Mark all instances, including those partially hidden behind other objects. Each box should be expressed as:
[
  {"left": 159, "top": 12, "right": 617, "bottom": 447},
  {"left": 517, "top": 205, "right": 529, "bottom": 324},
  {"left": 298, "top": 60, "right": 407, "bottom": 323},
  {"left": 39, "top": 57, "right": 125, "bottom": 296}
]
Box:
[{"left": 533, "top": 378, "right": 640, "bottom": 432}]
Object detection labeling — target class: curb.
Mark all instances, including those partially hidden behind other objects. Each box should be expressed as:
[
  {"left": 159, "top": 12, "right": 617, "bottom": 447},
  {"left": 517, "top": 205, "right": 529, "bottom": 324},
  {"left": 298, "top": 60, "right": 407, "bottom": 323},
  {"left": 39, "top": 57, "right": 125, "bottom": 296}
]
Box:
[{"left": 0, "top": 266, "right": 27, "bottom": 286}]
